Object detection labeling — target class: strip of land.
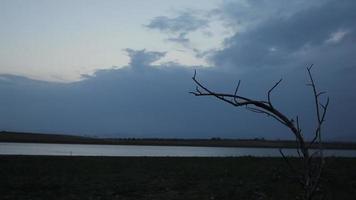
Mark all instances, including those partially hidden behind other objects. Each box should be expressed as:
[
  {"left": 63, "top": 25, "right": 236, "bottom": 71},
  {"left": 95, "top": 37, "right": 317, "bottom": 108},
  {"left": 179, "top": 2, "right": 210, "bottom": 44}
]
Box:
[{"left": 1, "top": 131, "right": 356, "bottom": 149}]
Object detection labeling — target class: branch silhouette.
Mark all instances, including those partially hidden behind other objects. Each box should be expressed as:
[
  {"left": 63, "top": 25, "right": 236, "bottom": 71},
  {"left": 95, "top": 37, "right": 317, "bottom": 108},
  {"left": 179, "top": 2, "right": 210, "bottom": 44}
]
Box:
[{"left": 191, "top": 65, "right": 329, "bottom": 200}]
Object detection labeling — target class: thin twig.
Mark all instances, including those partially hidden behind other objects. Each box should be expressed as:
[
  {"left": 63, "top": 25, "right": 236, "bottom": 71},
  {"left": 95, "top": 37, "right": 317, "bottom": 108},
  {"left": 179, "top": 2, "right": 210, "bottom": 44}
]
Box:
[{"left": 268, "top": 79, "right": 283, "bottom": 107}]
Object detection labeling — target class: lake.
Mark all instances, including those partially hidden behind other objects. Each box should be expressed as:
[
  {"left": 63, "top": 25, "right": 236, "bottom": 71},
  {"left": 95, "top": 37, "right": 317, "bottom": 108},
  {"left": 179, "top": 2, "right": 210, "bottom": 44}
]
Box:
[{"left": 1, "top": 142, "right": 356, "bottom": 157}]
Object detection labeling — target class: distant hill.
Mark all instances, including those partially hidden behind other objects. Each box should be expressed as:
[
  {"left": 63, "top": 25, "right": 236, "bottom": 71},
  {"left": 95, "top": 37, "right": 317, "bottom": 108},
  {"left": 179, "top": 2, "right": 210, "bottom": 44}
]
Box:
[
  {"left": 0, "top": 131, "right": 101, "bottom": 144},
  {"left": 1, "top": 131, "right": 356, "bottom": 150}
]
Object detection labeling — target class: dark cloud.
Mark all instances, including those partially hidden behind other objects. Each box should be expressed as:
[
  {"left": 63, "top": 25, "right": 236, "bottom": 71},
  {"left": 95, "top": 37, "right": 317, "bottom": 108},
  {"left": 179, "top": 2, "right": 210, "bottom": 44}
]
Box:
[
  {"left": 214, "top": 0, "right": 328, "bottom": 29},
  {"left": 124, "top": 48, "right": 166, "bottom": 70},
  {"left": 1, "top": 49, "right": 355, "bottom": 140},
  {"left": 212, "top": 0, "right": 356, "bottom": 71},
  {"left": 146, "top": 12, "right": 208, "bottom": 34},
  {"left": 146, "top": 11, "right": 209, "bottom": 47},
  {"left": 0, "top": 51, "right": 212, "bottom": 138},
  {"left": 0, "top": 49, "right": 311, "bottom": 139},
  {"left": 166, "top": 33, "right": 190, "bottom": 47},
  {"left": 207, "top": 0, "right": 356, "bottom": 141}
]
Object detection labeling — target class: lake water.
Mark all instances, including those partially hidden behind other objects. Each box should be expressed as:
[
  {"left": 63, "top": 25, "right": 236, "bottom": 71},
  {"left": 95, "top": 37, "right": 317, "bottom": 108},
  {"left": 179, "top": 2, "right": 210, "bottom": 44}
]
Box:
[{"left": 1, "top": 142, "right": 356, "bottom": 157}]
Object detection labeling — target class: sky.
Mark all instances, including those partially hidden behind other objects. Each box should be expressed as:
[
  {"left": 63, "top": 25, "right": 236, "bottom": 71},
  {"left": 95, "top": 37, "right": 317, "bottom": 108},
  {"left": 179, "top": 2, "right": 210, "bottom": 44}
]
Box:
[{"left": 0, "top": 0, "right": 355, "bottom": 140}]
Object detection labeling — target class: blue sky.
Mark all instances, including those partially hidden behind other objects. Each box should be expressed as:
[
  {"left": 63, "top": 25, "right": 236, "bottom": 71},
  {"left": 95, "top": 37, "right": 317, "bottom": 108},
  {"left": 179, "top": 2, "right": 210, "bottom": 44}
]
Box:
[
  {"left": 0, "top": 0, "right": 223, "bottom": 81},
  {"left": 0, "top": 0, "right": 355, "bottom": 140}
]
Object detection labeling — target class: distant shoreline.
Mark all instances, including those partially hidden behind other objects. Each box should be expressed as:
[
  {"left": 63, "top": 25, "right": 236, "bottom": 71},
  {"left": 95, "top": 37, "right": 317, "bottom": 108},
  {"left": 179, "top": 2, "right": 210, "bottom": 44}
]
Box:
[{"left": 1, "top": 131, "right": 356, "bottom": 150}]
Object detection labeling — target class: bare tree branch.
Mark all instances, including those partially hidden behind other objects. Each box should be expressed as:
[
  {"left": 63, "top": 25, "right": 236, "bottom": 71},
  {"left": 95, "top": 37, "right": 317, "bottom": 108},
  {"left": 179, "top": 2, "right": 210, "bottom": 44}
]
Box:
[
  {"left": 233, "top": 80, "right": 241, "bottom": 104},
  {"left": 191, "top": 66, "right": 328, "bottom": 200},
  {"left": 191, "top": 70, "right": 308, "bottom": 158},
  {"left": 268, "top": 79, "right": 283, "bottom": 107}
]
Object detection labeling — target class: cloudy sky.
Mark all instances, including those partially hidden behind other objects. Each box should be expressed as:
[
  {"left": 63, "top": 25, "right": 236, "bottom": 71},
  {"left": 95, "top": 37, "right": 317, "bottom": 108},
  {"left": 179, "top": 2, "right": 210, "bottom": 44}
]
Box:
[{"left": 0, "top": 0, "right": 355, "bottom": 140}]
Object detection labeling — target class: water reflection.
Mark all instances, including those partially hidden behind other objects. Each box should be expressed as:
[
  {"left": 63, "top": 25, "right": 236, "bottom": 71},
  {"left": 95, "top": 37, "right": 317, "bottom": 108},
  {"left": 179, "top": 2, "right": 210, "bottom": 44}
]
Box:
[{"left": 1, "top": 142, "right": 356, "bottom": 157}]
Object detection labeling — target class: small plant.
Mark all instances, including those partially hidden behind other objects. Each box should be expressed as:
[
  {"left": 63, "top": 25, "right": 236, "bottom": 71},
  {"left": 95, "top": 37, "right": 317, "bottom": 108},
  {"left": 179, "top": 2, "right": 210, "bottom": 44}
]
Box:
[{"left": 191, "top": 65, "right": 329, "bottom": 200}]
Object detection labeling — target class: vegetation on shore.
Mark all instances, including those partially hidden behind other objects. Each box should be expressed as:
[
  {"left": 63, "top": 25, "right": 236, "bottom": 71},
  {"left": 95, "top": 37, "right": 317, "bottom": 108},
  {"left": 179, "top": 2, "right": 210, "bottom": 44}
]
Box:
[
  {"left": 1, "top": 156, "right": 355, "bottom": 200},
  {"left": 1, "top": 131, "right": 356, "bottom": 149}
]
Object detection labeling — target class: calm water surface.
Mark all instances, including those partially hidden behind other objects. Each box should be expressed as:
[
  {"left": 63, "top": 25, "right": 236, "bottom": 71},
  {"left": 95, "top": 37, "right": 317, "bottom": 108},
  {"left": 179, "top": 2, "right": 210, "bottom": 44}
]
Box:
[{"left": 1, "top": 142, "right": 356, "bottom": 157}]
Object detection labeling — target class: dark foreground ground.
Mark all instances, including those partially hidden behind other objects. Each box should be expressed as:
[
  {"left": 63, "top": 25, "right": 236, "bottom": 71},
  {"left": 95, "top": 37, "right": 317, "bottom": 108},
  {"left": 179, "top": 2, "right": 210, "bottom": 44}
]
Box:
[{"left": 1, "top": 156, "right": 356, "bottom": 200}]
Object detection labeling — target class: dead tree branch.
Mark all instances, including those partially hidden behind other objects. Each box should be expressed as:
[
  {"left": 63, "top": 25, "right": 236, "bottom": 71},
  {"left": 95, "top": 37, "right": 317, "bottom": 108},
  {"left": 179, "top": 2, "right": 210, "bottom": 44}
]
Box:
[{"left": 191, "top": 66, "right": 329, "bottom": 200}]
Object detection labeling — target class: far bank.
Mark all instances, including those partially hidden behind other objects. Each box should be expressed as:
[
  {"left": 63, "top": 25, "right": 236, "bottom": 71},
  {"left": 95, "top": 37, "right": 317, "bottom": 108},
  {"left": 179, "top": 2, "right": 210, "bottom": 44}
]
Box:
[{"left": 1, "top": 131, "right": 356, "bottom": 149}]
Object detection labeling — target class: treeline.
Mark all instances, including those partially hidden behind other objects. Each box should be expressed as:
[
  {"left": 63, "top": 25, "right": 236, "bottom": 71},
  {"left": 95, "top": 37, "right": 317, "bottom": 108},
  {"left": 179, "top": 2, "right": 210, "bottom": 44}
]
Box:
[{"left": 1, "top": 131, "right": 356, "bottom": 150}]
